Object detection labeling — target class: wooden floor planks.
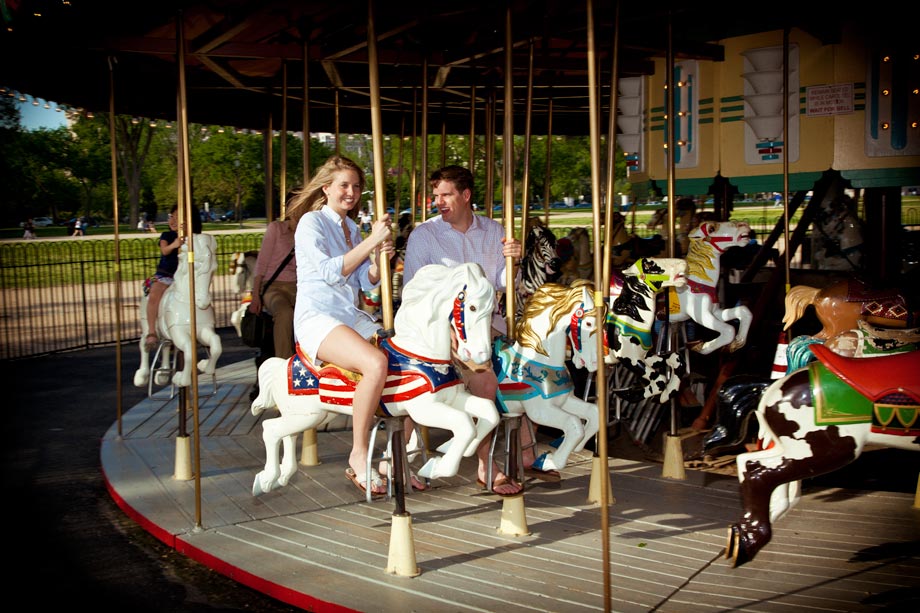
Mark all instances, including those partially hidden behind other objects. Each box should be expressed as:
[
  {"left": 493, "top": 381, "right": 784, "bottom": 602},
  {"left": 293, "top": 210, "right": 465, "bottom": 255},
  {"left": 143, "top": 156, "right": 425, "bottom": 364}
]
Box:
[{"left": 102, "top": 358, "right": 920, "bottom": 612}]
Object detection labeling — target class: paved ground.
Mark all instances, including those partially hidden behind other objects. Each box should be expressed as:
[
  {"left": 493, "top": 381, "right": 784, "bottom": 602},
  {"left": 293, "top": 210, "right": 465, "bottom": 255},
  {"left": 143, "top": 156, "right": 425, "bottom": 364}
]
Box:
[{"left": 3, "top": 328, "right": 300, "bottom": 611}]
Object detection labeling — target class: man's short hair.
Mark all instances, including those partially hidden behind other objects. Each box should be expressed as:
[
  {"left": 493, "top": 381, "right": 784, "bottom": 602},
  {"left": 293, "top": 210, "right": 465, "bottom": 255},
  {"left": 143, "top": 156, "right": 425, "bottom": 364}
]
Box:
[{"left": 430, "top": 165, "right": 473, "bottom": 194}]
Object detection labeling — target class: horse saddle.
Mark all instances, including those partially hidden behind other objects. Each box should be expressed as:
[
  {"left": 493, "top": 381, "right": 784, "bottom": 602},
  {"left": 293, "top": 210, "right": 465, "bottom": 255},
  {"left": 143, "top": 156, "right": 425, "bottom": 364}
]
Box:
[
  {"left": 286, "top": 339, "right": 460, "bottom": 413},
  {"left": 844, "top": 279, "right": 912, "bottom": 325},
  {"left": 811, "top": 344, "right": 920, "bottom": 402},
  {"left": 810, "top": 344, "right": 920, "bottom": 433}
]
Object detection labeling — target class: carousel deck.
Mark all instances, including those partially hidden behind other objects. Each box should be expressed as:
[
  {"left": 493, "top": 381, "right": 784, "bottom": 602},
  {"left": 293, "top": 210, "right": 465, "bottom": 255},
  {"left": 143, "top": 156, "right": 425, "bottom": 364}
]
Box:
[{"left": 100, "top": 359, "right": 920, "bottom": 612}]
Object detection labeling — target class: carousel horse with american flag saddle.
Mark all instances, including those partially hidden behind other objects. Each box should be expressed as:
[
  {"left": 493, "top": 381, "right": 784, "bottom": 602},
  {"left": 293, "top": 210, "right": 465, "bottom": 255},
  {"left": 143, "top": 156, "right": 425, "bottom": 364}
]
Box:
[
  {"left": 134, "top": 233, "right": 223, "bottom": 389},
  {"left": 249, "top": 262, "right": 499, "bottom": 495},
  {"left": 725, "top": 343, "right": 920, "bottom": 566},
  {"left": 489, "top": 278, "right": 602, "bottom": 474}
]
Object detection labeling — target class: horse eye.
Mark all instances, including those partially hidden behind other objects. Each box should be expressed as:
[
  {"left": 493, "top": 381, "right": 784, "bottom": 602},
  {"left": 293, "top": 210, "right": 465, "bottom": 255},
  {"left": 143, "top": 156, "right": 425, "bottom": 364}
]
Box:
[{"left": 469, "top": 305, "right": 477, "bottom": 312}]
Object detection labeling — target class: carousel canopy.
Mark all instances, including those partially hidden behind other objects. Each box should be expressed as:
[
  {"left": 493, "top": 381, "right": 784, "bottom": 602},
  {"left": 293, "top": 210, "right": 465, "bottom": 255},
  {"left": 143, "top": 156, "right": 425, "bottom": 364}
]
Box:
[{"left": 0, "top": 0, "right": 855, "bottom": 135}]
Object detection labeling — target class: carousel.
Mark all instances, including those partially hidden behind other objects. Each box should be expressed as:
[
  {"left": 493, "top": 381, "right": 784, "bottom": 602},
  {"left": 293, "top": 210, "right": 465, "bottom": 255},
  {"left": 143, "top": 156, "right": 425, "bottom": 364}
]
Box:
[{"left": 4, "top": 1, "right": 919, "bottom": 611}]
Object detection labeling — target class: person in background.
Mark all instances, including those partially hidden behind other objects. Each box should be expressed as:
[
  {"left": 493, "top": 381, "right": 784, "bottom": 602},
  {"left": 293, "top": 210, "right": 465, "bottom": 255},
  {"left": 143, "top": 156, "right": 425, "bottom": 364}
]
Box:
[
  {"left": 402, "top": 165, "right": 547, "bottom": 497},
  {"left": 22, "top": 218, "right": 36, "bottom": 239},
  {"left": 143, "top": 205, "right": 202, "bottom": 352},
  {"left": 248, "top": 196, "right": 302, "bottom": 360},
  {"left": 359, "top": 208, "right": 373, "bottom": 235},
  {"left": 288, "top": 155, "right": 395, "bottom": 497}
]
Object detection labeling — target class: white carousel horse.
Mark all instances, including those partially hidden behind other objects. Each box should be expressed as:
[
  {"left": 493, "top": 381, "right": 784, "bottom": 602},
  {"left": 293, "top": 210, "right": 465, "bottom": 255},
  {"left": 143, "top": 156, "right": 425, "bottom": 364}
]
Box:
[
  {"left": 516, "top": 219, "right": 562, "bottom": 316},
  {"left": 134, "top": 233, "right": 223, "bottom": 388},
  {"left": 605, "top": 257, "right": 689, "bottom": 404},
  {"left": 668, "top": 220, "right": 753, "bottom": 355},
  {"left": 228, "top": 250, "right": 258, "bottom": 337},
  {"left": 492, "top": 279, "right": 601, "bottom": 473},
  {"left": 726, "top": 344, "right": 920, "bottom": 567},
  {"left": 249, "top": 262, "right": 498, "bottom": 495}
]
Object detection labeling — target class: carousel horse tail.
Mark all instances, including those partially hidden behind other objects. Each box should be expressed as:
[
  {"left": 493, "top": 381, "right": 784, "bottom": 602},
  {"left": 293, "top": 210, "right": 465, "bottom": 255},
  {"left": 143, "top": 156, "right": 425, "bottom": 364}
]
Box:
[
  {"left": 782, "top": 285, "right": 821, "bottom": 331},
  {"left": 251, "top": 356, "right": 288, "bottom": 416}
]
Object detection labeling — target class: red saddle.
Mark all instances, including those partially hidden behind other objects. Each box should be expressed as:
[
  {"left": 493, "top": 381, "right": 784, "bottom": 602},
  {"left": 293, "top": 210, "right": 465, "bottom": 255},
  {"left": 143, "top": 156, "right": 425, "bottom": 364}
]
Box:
[{"left": 811, "top": 344, "right": 920, "bottom": 403}]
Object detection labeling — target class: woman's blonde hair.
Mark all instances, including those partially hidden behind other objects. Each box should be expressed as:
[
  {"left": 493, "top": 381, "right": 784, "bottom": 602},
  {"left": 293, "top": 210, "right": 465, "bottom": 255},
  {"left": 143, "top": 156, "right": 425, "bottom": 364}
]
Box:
[{"left": 286, "top": 155, "right": 366, "bottom": 221}]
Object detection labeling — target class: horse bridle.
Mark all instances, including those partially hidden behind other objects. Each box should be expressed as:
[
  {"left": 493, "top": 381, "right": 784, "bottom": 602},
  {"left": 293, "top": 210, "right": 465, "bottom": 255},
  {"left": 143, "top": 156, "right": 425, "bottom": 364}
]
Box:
[{"left": 451, "top": 285, "right": 468, "bottom": 342}]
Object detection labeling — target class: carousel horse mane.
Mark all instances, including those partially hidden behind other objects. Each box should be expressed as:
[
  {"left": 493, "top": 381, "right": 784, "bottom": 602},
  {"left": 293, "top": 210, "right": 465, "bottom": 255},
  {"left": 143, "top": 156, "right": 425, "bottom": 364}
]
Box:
[{"left": 515, "top": 279, "right": 596, "bottom": 357}]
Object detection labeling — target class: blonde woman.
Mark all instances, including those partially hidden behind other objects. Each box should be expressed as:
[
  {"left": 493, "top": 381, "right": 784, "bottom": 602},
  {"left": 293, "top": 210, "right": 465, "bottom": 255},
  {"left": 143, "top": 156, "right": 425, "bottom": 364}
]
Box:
[{"left": 289, "top": 156, "right": 395, "bottom": 496}]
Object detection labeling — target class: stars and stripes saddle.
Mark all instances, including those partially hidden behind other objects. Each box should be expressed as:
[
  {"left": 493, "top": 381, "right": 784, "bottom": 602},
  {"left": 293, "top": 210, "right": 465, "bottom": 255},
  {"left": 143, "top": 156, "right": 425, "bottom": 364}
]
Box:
[{"left": 287, "top": 339, "right": 462, "bottom": 416}]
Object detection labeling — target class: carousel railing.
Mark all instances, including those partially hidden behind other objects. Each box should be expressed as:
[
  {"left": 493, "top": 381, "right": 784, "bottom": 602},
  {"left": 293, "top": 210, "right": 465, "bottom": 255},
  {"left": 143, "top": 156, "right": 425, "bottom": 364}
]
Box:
[{"left": 0, "top": 233, "right": 264, "bottom": 360}]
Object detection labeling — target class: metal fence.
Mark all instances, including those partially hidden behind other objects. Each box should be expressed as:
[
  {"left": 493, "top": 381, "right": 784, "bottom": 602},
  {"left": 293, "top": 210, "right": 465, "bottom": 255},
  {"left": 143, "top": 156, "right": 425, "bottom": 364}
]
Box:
[{"left": 0, "top": 233, "right": 264, "bottom": 360}]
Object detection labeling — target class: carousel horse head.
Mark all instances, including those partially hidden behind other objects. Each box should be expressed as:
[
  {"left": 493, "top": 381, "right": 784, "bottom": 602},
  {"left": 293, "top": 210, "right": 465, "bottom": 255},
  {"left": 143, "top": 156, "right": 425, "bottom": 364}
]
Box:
[
  {"left": 395, "top": 262, "right": 495, "bottom": 369},
  {"left": 517, "top": 219, "right": 562, "bottom": 314},
  {"left": 493, "top": 278, "right": 602, "bottom": 473},
  {"left": 249, "top": 261, "right": 500, "bottom": 494}
]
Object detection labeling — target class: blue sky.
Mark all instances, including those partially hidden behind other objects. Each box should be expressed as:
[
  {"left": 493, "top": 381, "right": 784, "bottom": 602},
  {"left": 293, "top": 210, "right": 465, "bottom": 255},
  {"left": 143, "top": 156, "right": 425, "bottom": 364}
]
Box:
[{"left": 17, "top": 97, "right": 69, "bottom": 130}]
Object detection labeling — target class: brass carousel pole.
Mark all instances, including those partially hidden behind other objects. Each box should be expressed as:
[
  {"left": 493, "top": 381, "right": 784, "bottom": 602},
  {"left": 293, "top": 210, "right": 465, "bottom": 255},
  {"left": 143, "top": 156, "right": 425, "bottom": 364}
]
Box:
[
  {"left": 496, "top": 0, "right": 529, "bottom": 539},
  {"left": 108, "top": 56, "right": 124, "bottom": 438},
  {"left": 302, "top": 35, "right": 311, "bottom": 180},
  {"left": 299, "top": 36, "right": 320, "bottom": 468},
  {"left": 367, "top": 0, "right": 417, "bottom": 577},
  {"left": 660, "top": 8, "right": 687, "bottom": 481},
  {"left": 543, "top": 95, "right": 553, "bottom": 227},
  {"left": 280, "top": 61, "right": 288, "bottom": 219},
  {"left": 586, "top": 1, "right": 612, "bottom": 610},
  {"left": 519, "top": 39, "right": 535, "bottom": 232},
  {"left": 468, "top": 83, "right": 476, "bottom": 173},
  {"left": 410, "top": 88, "right": 418, "bottom": 222},
  {"left": 175, "top": 9, "right": 203, "bottom": 526},
  {"left": 420, "top": 57, "right": 429, "bottom": 222}
]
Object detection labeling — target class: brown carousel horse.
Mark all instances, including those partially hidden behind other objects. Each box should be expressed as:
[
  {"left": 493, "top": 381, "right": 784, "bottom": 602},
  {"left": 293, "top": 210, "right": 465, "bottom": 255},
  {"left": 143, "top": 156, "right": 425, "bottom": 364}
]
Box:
[{"left": 782, "top": 278, "right": 918, "bottom": 371}]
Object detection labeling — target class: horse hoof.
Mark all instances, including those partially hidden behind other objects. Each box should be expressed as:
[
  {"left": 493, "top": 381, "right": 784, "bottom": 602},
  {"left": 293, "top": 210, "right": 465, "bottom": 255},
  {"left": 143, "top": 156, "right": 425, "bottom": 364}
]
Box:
[
  {"left": 417, "top": 458, "right": 439, "bottom": 480},
  {"left": 724, "top": 525, "right": 736, "bottom": 560},
  {"left": 252, "top": 475, "right": 265, "bottom": 496}
]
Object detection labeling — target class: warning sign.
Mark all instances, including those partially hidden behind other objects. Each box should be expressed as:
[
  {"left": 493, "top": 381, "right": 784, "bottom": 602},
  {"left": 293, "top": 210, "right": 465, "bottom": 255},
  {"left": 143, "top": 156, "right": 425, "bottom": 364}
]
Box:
[{"left": 806, "top": 84, "right": 854, "bottom": 116}]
